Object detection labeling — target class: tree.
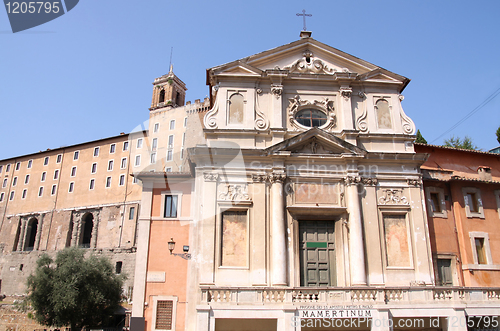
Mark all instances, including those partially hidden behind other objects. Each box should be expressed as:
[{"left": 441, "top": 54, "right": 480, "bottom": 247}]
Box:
[
  {"left": 26, "top": 247, "right": 124, "bottom": 330},
  {"left": 443, "top": 135, "right": 480, "bottom": 150},
  {"left": 496, "top": 126, "right": 500, "bottom": 144},
  {"left": 415, "top": 129, "right": 427, "bottom": 144}
]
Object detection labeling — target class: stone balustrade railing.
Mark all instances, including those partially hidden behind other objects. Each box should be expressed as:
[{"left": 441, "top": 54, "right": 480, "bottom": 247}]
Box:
[{"left": 199, "top": 287, "right": 500, "bottom": 305}]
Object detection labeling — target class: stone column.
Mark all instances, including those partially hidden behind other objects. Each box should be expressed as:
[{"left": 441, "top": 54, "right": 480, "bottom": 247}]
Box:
[
  {"left": 90, "top": 211, "right": 99, "bottom": 249},
  {"left": 17, "top": 219, "right": 27, "bottom": 251},
  {"left": 270, "top": 173, "right": 287, "bottom": 286},
  {"left": 345, "top": 176, "right": 367, "bottom": 286},
  {"left": 33, "top": 217, "right": 43, "bottom": 251}
]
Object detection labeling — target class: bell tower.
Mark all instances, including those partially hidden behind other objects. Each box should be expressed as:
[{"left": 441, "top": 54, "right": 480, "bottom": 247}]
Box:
[{"left": 150, "top": 65, "right": 187, "bottom": 110}]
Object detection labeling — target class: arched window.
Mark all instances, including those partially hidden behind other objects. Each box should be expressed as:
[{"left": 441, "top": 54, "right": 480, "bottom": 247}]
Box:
[
  {"left": 159, "top": 89, "right": 165, "bottom": 103},
  {"left": 228, "top": 93, "right": 244, "bottom": 124},
  {"left": 25, "top": 218, "right": 38, "bottom": 251},
  {"left": 376, "top": 99, "right": 392, "bottom": 129},
  {"left": 80, "top": 213, "right": 94, "bottom": 248},
  {"left": 66, "top": 220, "right": 74, "bottom": 247}
]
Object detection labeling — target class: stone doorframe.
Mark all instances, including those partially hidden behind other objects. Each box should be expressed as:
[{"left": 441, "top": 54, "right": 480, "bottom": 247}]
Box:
[{"left": 69, "top": 209, "right": 101, "bottom": 249}]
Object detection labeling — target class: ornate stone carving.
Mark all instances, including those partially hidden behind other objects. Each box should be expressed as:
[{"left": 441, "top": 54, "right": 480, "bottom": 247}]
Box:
[
  {"left": 399, "top": 94, "right": 405, "bottom": 102},
  {"left": 218, "top": 184, "right": 250, "bottom": 201},
  {"left": 254, "top": 87, "right": 269, "bottom": 131},
  {"left": 362, "top": 177, "right": 378, "bottom": 186},
  {"left": 358, "top": 91, "right": 366, "bottom": 99},
  {"left": 407, "top": 179, "right": 421, "bottom": 187},
  {"left": 256, "top": 88, "right": 263, "bottom": 94},
  {"left": 283, "top": 49, "right": 336, "bottom": 75},
  {"left": 287, "top": 95, "right": 336, "bottom": 131},
  {"left": 271, "top": 84, "right": 283, "bottom": 98},
  {"left": 344, "top": 176, "right": 361, "bottom": 186},
  {"left": 252, "top": 174, "right": 268, "bottom": 183},
  {"left": 204, "top": 173, "right": 219, "bottom": 182},
  {"left": 356, "top": 105, "right": 368, "bottom": 133},
  {"left": 378, "top": 189, "right": 409, "bottom": 205},
  {"left": 401, "top": 108, "right": 416, "bottom": 134},
  {"left": 340, "top": 87, "right": 352, "bottom": 100},
  {"left": 203, "top": 97, "right": 219, "bottom": 129},
  {"left": 212, "top": 84, "right": 220, "bottom": 96},
  {"left": 269, "top": 173, "right": 287, "bottom": 184}
]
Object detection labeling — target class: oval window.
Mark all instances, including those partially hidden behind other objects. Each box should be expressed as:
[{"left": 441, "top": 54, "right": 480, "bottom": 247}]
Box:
[{"left": 295, "top": 109, "right": 327, "bottom": 127}]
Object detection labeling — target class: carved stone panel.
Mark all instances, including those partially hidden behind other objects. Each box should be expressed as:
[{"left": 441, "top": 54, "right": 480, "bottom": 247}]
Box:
[
  {"left": 378, "top": 189, "right": 409, "bottom": 205},
  {"left": 218, "top": 183, "right": 250, "bottom": 201},
  {"left": 295, "top": 183, "right": 339, "bottom": 205}
]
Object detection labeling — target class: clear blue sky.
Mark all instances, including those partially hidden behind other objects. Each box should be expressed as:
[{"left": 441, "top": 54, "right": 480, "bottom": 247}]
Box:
[{"left": 1, "top": 0, "right": 499, "bottom": 160}]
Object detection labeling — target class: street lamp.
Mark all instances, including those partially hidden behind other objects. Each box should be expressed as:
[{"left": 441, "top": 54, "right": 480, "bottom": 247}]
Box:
[{"left": 167, "top": 237, "right": 191, "bottom": 260}]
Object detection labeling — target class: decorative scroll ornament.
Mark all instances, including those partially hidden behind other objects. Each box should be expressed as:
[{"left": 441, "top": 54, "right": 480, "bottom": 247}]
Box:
[
  {"left": 254, "top": 88, "right": 269, "bottom": 131},
  {"left": 399, "top": 98, "right": 415, "bottom": 134},
  {"left": 218, "top": 184, "right": 250, "bottom": 201},
  {"left": 271, "top": 84, "right": 283, "bottom": 98},
  {"left": 344, "top": 176, "right": 361, "bottom": 186},
  {"left": 356, "top": 102, "right": 368, "bottom": 133},
  {"left": 252, "top": 174, "right": 268, "bottom": 183},
  {"left": 203, "top": 94, "right": 220, "bottom": 129},
  {"left": 378, "top": 189, "right": 409, "bottom": 205},
  {"left": 287, "top": 95, "right": 336, "bottom": 131},
  {"left": 407, "top": 179, "right": 421, "bottom": 187},
  {"left": 269, "top": 173, "right": 287, "bottom": 184},
  {"left": 283, "top": 49, "right": 336, "bottom": 75},
  {"left": 204, "top": 173, "right": 219, "bottom": 182},
  {"left": 361, "top": 177, "right": 378, "bottom": 186},
  {"left": 340, "top": 87, "right": 352, "bottom": 100}
]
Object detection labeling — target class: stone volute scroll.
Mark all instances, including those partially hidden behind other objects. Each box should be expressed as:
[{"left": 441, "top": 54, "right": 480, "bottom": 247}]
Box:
[
  {"left": 203, "top": 90, "right": 220, "bottom": 129},
  {"left": 254, "top": 88, "right": 269, "bottom": 131},
  {"left": 283, "top": 49, "right": 336, "bottom": 75},
  {"left": 356, "top": 92, "right": 369, "bottom": 132}
]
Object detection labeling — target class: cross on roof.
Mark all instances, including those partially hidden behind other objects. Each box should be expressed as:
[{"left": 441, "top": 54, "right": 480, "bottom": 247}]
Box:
[{"left": 296, "top": 9, "right": 312, "bottom": 31}]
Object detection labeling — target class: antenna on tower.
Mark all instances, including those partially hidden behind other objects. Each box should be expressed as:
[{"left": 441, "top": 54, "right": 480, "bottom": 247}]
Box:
[{"left": 169, "top": 47, "right": 174, "bottom": 73}]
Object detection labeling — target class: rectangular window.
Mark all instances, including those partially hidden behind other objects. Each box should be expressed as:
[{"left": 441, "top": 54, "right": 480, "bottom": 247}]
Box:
[
  {"left": 152, "top": 138, "right": 158, "bottom": 150},
  {"left": 154, "top": 123, "right": 159, "bottom": 133},
  {"left": 9, "top": 191, "right": 14, "bottom": 201},
  {"left": 167, "top": 150, "right": 173, "bottom": 161},
  {"left": 41, "top": 172, "right": 46, "bottom": 182},
  {"left": 106, "top": 177, "right": 111, "bottom": 188},
  {"left": 129, "top": 207, "right": 135, "bottom": 220},
  {"left": 166, "top": 167, "right": 172, "bottom": 173},
  {"left": 180, "top": 149, "right": 184, "bottom": 160},
  {"left": 38, "top": 187, "right": 43, "bottom": 197},
  {"left": 135, "top": 155, "right": 141, "bottom": 167},
  {"left": 221, "top": 211, "right": 248, "bottom": 267},
  {"left": 463, "top": 187, "right": 484, "bottom": 218},
  {"left": 467, "top": 192, "right": 479, "bottom": 213},
  {"left": 121, "top": 158, "right": 127, "bottom": 169},
  {"left": 383, "top": 214, "right": 411, "bottom": 267},
  {"left": 110, "top": 144, "right": 116, "bottom": 154},
  {"left": 0, "top": 192, "right": 4, "bottom": 202},
  {"left": 133, "top": 177, "right": 138, "bottom": 184},
  {"left": 108, "top": 160, "right": 114, "bottom": 171},
  {"left": 2, "top": 178, "right": 7, "bottom": 188},
  {"left": 475, "top": 238, "right": 486, "bottom": 264},
  {"left": 164, "top": 195, "right": 178, "bottom": 218},
  {"left": 54, "top": 170, "right": 59, "bottom": 180},
  {"left": 169, "top": 120, "right": 175, "bottom": 130},
  {"left": 71, "top": 167, "right": 77, "bottom": 177},
  {"left": 12, "top": 177, "right": 17, "bottom": 187},
  {"left": 436, "top": 258, "right": 453, "bottom": 286},
  {"left": 182, "top": 133, "right": 186, "bottom": 146},
  {"left": 137, "top": 138, "right": 143, "bottom": 149},
  {"left": 94, "top": 147, "right": 100, "bottom": 157},
  {"left": 6, "top": 164, "right": 10, "bottom": 172},
  {"left": 89, "top": 179, "right": 95, "bottom": 190},
  {"left": 15, "top": 162, "right": 20, "bottom": 171},
  {"left": 0, "top": 165, "right": 3, "bottom": 173},
  {"left": 44, "top": 157, "right": 49, "bottom": 166},
  {"left": 155, "top": 300, "right": 173, "bottom": 330},
  {"left": 56, "top": 154, "right": 62, "bottom": 163},
  {"left": 150, "top": 153, "right": 156, "bottom": 164},
  {"left": 168, "top": 135, "right": 174, "bottom": 148},
  {"left": 115, "top": 261, "right": 123, "bottom": 274},
  {"left": 123, "top": 141, "right": 129, "bottom": 151},
  {"left": 184, "top": 117, "right": 187, "bottom": 127},
  {"left": 91, "top": 163, "right": 97, "bottom": 174},
  {"left": 430, "top": 193, "right": 441, "bottom": 213},
  {"left": 21, "top": 189, "right": 27, "bottom": 199},
  {"left": 27, "top": 160, "right": 32, "bottom": 169},
  {"left": 73, "top": 151, "right": 79, "bottom": 160},
  {"left": 24, "top": 175, "right": 29, "bottom": 184},
  {"left": 51, "top": 185, "right": 56, "bottom": 195},
  {"left": 68, "top": 182, "right": 74, "bottom": 193},
  {"left": 119, "top": 175, "right": 125, "bottom": 186}
]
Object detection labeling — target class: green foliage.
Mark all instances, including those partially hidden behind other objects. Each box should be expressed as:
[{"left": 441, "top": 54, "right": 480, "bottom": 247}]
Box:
[
  {"left": 443, "top": 135, "right": 480, "bottom": 150},
  {"left": 415, "top": 129, "right": 427, "bottom": 144},
  {"left": 496, "top": 126, "right": 500, "bottom": 144},
  {"left": 26, "top": 248, "right": 124, "bottom": 330}
]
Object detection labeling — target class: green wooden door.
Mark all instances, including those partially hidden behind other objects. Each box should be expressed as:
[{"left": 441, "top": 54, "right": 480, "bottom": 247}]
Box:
[{"left": 299, "top": 221, "right": 336, "bottom": 287}]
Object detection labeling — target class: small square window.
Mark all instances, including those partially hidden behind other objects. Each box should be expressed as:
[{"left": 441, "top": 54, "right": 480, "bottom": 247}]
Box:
[
  {"left": 38, "top": 186, "right": 43, "bottom": 197},
  {"left": 106, "top": 177, "right": 112, "bottom": 188},
  {"left": 463, "top": 187, "right": 484, "bottom": 218},
  {"left": 94, "top": 147, "right": 100, "bottom": 157},
  {"left": 71, "top": 167, "right": 77, "bottom": 177},
  {"left": 119, "top": 175, "right": 125, "bottom": 186},
  {"left": 54, "top": 170, "right": 59, "bottom": 180},
  {"left": 91, "top": 163, "right": 97, "bottom": 174},
  {"left": 6, "top": 164, "right": 10, "bottom": 172},
  {"left": 89, "top": 179, "right": 95, "bottom": 190},
  {"left": 170, "top": 120, "right": 175, "bottom": 130},
  {"left": 166, "top": 167, "right": 172, "bottom": 172},
  {"left": 51, "top": 185, "right": 57, "bottom": 195},
  {"left": 15, "top": 162, "right": 20, "bottom": 171},
  {"left": 135, "top": 155, "right": 141, "bottom": 167},
  {"left": 9, "top": 191, "right": 14, "bottom": 201},
  {"left": 44, "top": 157, "right": 49, "bottom": 166},
  {"left": 24, "top": 175, "right": 30, "bottom": 184},
  {"left": 27, "top": 160, "right": 32, "bottom": 169},
  {"left": 68, "top": 182, "right": 74, "bottom": 193},
  {"left": 426, "top": 187, "right": 447, "bottom": 218},
  {"left": 56, "top": 154, "right": 62, "bottom": 163},
  {"left": 137, "top": 138, "right": 143, "bottom": 149},
  {"left": 150, "top": 153, "right": 156, "bottom": 164},
  {"left": 129, "top": 207, "right": 135, "bottom": 220},
  {"left": 164, "top": 195, "right": 178, "bottom": 218},
  {"left": 110, "top": 144, "right": 116, "bottom": 154},
  {"left": 115, "top": 261, "right": 123, "bottom": 274},
  {"left": 21, "top": 189, "right": 27, "bottom": 199},
  {"left": 12, "top": 177, "right": 17, "bottom": 187},
  {"left": 123, "top": 141, "right": 129, "bottom": 151},
  {"left": 73, "top": 151, "right": 79, "bottom": 160},
  {"left": 120, "top": 158, "right": 127, "bottom": 169},
  {"left": 108, "top": 160, "right": 114, "bottom": 171},
  {"left": 41, "top": 172, "right": 46, "bottom": 182},
  {"left": 154, "top": 123, "right": 159, "bottom": 133}
]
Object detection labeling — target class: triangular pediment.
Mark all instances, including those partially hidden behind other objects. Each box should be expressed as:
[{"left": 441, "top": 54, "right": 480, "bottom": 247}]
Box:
[
  {"left": 217, "top": 61, "right": 263, "bottom": 77},
  {"left": 358, "top": 68, "right": 408, "bottom": 84},
  {"left": 265, "top": 128, "right": 366, "bottom": 156}
]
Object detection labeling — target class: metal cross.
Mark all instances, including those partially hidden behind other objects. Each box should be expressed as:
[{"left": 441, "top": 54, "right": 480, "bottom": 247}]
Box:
[{"left": 296, "top": 9, "right": 312, "bottom": 31}]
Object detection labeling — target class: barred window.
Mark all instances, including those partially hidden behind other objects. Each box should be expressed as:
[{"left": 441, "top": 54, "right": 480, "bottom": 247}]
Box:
[{"left": 155, "top": 300, "right": 173, "bottom": 330}]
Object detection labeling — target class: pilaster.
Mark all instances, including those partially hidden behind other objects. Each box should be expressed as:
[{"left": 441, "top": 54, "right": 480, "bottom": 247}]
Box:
[
  {"left": 199, "top": 173, "right": 218, "bottom": 285},
  {"left": 270, "top": 172, "right": 287, "bottom": 286}
]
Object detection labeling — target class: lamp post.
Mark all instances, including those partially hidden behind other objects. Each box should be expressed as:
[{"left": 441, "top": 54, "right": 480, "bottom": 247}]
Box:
[{"left": 168, "top": 237, "right": 191, "bottom": 260}]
